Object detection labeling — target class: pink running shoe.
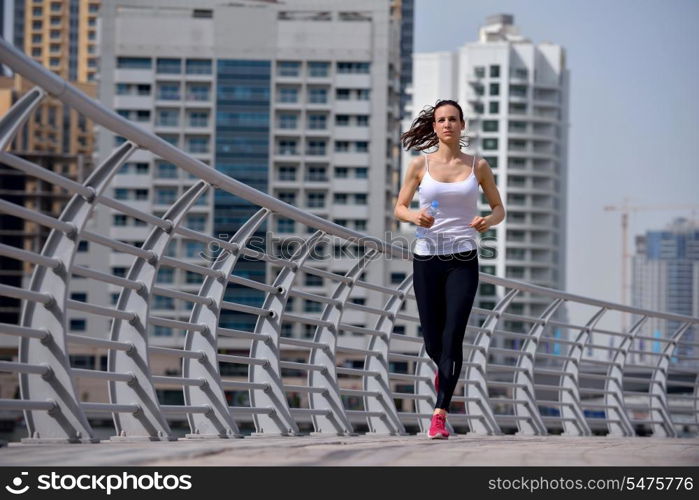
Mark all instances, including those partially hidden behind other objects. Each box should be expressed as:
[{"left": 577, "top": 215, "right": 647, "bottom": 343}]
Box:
[
  {"left": 434, "top": 370, "right": 439, "bottom": 393},
  {"left": 427, "top": 413, "right": 449, "bottom": 439}
]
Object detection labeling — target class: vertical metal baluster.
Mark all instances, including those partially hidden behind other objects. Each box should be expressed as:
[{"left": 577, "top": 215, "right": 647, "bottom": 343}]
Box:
[
  {"left": 249, "top": 231, "right": 326, "bottom": 435},
  {"left": 109, "top": 181, "right": 208, "bottom": 441},
  {"left": 182, "top": 208, "right": 270, "bottom": 438},
  {"left": 649, "top": 322, "right": 691, "bottom": 437},
  {"left": 19, "top": 143, "right": 136, "bottom": 442},
  {"left": 364, "top": 277, "right": 411, "bottom": 435},
  {"left": 560, "top": 307, "right": 606, "bottom": 437},
  {"left": 604, "top": 316, "right": 647, "bottom": 437},
  {"left": 463, "top": 288, "right": 519, "bottom": 435},
  {"left": 308, "top": 249, "right": 378, "bottom": 435},
  {"left": 513, "top": 298, "right": 564, "bottom": 435}
]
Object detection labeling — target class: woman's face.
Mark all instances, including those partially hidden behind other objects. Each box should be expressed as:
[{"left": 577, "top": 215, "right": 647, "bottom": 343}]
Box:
[{"left": 432, "top": 104, "right": 465, "bottom": 143}]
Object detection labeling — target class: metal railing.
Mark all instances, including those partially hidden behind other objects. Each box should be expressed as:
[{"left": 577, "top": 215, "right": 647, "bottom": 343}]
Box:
[{"left": 0, "top": 38, "right": 697, "bottom": 443}]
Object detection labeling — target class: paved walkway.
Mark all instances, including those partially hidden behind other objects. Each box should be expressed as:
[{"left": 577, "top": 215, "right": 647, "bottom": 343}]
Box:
[{"left": 1, "top": 435, "right": 698, "bottom": 466}]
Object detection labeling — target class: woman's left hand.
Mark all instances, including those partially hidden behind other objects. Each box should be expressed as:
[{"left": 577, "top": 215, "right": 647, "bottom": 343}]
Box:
[{"left": 469, "top": 216, "right": 491, "bottom": 233}]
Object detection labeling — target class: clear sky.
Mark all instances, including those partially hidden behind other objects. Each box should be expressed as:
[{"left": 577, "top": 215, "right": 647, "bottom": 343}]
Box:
[{"left": 414, "top": 0, "right": 699, "bottom": 308}]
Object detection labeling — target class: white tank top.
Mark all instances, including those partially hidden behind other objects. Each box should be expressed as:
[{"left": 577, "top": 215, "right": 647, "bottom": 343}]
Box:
[{"left": 414, "top": 153, "right": 480, "bottom": 256}]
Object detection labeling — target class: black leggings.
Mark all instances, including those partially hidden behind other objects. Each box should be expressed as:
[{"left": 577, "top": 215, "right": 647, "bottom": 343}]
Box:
[{"left": 412, "top": 250, "right": 479, "bottom": 410}]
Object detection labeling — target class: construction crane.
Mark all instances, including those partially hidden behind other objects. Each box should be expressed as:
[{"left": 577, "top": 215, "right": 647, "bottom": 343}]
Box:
[{"left": 603, "top": 199, "right": 699, "bottom": 329}]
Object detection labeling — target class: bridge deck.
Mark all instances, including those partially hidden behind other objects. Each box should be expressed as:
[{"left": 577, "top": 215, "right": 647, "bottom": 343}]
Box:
[{"left": 2, "top": 435, "right": 698, "bottom": 466}]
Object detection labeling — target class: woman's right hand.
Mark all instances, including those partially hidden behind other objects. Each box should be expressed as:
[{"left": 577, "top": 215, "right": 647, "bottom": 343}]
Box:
[{"left": 413, "top": 208, "right": 435, "bottom": 228}]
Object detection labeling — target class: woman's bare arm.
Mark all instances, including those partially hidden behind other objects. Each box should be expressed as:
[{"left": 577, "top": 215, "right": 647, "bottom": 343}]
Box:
[
  {"left": 394, "top": 156, "right": 431, "bottom": 226},
  {"left": 469, "top": 158, "right": 505, "bottom": 232}
]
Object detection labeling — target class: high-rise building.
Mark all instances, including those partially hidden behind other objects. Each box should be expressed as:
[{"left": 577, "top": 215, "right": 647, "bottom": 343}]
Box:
[
  {"left": 0, "top": 0, "right": 100, "bottom": 326},
  {"left": 401, "top": 14, "right": 570, "bottom": 324},
  {"left": 391, "top": 0, "right": 414, "bottom": 120},
  {"left": 85, "top": 0, "right": 404, "bottom": 339},
  {"left": 632, "top": 218, "right": 699, "bottom": 362}
]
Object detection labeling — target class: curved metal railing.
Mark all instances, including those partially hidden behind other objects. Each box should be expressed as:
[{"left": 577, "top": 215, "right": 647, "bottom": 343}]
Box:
[{"left": 0, "top": 39, "right": 697, "bottom": 443}]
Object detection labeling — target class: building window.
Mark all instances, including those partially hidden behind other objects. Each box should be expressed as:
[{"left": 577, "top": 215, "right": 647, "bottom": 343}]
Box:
[
  {"left": 70, "top": 292, "right": 87, "bottom": 302},
  {"left": 187, "top": 83, "right": 210, "bottom": 101},
  {"left": 355, "top": 141, "right": 369, "bottom": 153},
  {"left": 157, "top": 83, "right": 181, "bottom": 100},
  {"left": 112, "top": 267, "right": 127, "bottom": 278},
  {"left": 308, "top": 61, "right": 329, "bottom": 77},
  {"left": 156, "top": 162, "right": 178, "bottom": 179},
  {"left": 278, "top": 87, "right": 298, "bottom": 103},
  {"left": 490, "top": 65, "right": 500, "bottom": 78},
  {"left": 304, "top": 274, "right": 323, "bottom": 287},
  {"left": 185, "top": 271, "right": 204, "bottom": 284},
  {"left": 277, "top": 61, "right": 300, "bottom": 77},
  {"left": 154, "top": 326, "right": 173, "bottom": 337},
  {"left": 277, "top": 166, "right": 296, "bottom": 180},
  {"left": 69, "top": 319, "right": 87, "bottom": 332},
  {"left": 489, "top": 83, "right": 500, "bottom": 96},
  {"left": 153, "top": 296, "right": 174, "bottom": 310},
  {"left": 186, "top": 215, "right": 207, "bottom": 231},
  {"left": 185, "top": 59, "right": 212, "bottom": 75},
  {"left": 278, "top": 113, "right": 297, "bottom": 129},
  {"left": 156, "top": 268, "right": 174, "bottom": 283},
  {"left": 391, "top": 272, "right": 406, "bottom": 284},
  {"left": 278, "top": 139, "right": 298, "bottom": 155},
  {"left": 483, "top": 120, "right": 499, "bottom": 132},
  {"left": 483, "top": 138, "right": 498, "bottom": 150},
  {"left": 307, "top": 113, "right": 326, "bottom": 129},
  {"left": 277, "top": 219, "right": 295, "bottom": 233},
  {"left": 156, "top": 58, "right": 181, "bottom": 74},
  {"left": 333, "top": 193, "right": 348, "bottom": 205},
  {"left": 308, "top": 87, "right": 328, "bottom": 104},
  {"left": 474, "top": 66, "right": 485, "bottom": 78},
  {"left": 156, "top": 109, "right": 179, "bottom": 127},
  {"left": 306, "top": 140, "right": 326, "bottom": 156},
  {"left": 335, "top": 141, "right": 349, "bottom": 152},
  {"left": 306, "top": 166, "right": 327, "bottom": 181},
  {"left": 188, "top": 111, "right": 209, "bottom": 127},
  {"left": 117, "top": 57, "right": 152, "bottom": 69},
  {"left": 306, "top": 192, "right": 325, "bottom": 208},
  {"left": 355, "top": 167, "right": 368, "bottom": 178},
  {"left": 304, "top": 300, "right": 323, "bottom": 313},
  {"left": 334, "top": 167, "right": 348, "bottom": 178},
  {"left": 187, "top": 136, "right": 209, "bottom": 153},
  {"left": 356, "top": 115, "right": 369, "bottom": 127},
  {"left": 337, "top": 62, "right": 370, "bottom": 74},
  {"left": 155, "top": 187, "right": 178, "bottom": 205},
  {"left": 354, "top": 193, "right": 367, "bottom": 205},
  {"left": 77, "top": 241, "right": 89, "bottom": 252}
]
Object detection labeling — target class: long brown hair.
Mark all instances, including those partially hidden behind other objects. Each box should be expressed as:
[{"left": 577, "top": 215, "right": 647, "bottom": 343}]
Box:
[{"left": 400, "top": 99, "right": 468, "bottom": 151}]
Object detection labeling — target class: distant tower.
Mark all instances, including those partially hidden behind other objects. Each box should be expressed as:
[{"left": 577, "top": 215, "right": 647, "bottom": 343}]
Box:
[{"left": 632, "top": 218, "right": 699, "bottom": 363}]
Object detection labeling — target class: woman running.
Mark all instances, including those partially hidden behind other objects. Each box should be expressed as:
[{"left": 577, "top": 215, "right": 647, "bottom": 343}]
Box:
[{"left": 394, "top": 99, "right": 505, "bottom": 439}]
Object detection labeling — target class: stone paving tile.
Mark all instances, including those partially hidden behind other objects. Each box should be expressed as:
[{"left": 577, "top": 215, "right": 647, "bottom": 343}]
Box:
[{"left": 1, "top": 435, "right": 698, "bottom": 467}]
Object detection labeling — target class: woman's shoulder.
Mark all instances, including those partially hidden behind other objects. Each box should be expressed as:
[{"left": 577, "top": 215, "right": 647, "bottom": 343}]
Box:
[
  {"left": 473, "top": 156, "right": 493, "bottom": 182},
  {"left": 406, "top": 154, "right": 427, "bottom": 181}
]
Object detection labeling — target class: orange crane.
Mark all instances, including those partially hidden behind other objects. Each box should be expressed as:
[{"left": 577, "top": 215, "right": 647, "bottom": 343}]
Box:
[{"left": 603, "top": 200, "right": 699, "bottom": 330}]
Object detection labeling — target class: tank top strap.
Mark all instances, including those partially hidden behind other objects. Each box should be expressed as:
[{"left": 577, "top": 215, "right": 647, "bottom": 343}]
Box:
[{"left": 424, "top": 153, "right": 430, "bottom": 174}]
